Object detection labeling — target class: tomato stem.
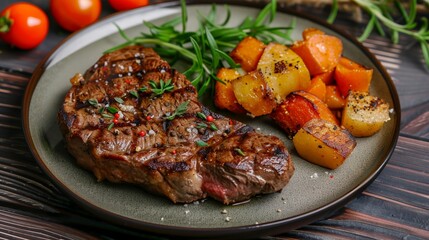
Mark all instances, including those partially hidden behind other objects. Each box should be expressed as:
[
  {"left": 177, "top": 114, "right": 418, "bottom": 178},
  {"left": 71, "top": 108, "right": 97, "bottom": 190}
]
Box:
[{"left": 0, "top": 11, "right": 12, "bottom": 33}]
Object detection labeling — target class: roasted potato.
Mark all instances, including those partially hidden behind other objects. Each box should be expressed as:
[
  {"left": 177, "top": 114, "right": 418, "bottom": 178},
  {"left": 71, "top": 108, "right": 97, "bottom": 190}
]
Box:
[
  {"left": 257, "top": 43, "right": 311, "bottom": 102},
  {"left": 271, "top": 90, "right": 339, "bottom": 136},
  {"left": 341, "top": 91, "right": 390, "bottom": 137},
  {"left": 214, "top": 68, "right": 246, "bottom": 114},
  {"left": 325, "top": 85, "right": 346, "bottom": 109},
  {"left": 231, "top": 70, "right": 276, "bottom": 117},
  {"left": 230, "top": 36, "right": 266, "bottom": 72},
  {"left": 293, "top": 118, "right": 356, "bottom": 169}
]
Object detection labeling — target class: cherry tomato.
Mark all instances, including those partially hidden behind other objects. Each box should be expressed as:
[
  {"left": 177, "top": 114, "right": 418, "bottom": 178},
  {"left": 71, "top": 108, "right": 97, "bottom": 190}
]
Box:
[
  {"left": 50, "top": 0, "right": 101, "bottom": 32},
  {"left": 0, "top": 3, "right": 49, "bottom": 50},
  {"left": 108, "top": 0, "right": 149, "bottom": 11}
]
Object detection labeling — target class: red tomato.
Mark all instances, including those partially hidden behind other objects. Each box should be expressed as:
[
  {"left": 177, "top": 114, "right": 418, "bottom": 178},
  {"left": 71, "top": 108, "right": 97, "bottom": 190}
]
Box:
[
  {"left": 50, "top": 0, "right": 101, "bottom": 32},
  {"left": 108, "top": 0, "right": 149, "bottom": 11},
  {"left": 0, "top": 3, "right": 49, "bottom": 50}
]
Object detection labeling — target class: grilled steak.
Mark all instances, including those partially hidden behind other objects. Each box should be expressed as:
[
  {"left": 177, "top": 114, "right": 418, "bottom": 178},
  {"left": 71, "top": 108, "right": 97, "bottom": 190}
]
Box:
[{"left": 58, "top": 46, "right": 294, "bottom": 204}]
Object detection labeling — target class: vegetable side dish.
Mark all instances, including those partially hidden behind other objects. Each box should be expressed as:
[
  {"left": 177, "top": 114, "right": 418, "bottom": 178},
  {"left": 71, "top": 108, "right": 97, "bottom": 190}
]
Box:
[{"left": 215, "top": 27, "right": 391, "bottom": 170}]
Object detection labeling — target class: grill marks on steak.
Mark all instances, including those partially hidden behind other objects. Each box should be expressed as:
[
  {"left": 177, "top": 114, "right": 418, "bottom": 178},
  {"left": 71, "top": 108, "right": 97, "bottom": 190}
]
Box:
[
  {"left": 200, "top": 132, "right": 293, "bottom": 204},
  {"left": 58, "top": 46, "right": 294, "bottom": 204}
]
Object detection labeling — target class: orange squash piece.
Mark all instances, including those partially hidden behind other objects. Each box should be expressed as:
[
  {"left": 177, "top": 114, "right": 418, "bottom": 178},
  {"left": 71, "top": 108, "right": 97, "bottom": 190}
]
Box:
[
  {"left": 230, "top": 36, "right": 266, "bottom": 72},
  {"left": 214, "top": 68, "right": 246, "bottom": 114},
  {"left": 306, "top": 77, "right": 326, "bottom": 102},
  {"left": 271, "top": 90, "right": 339, "bottom": 136},
  {"left": 291, "top": 29, "right": 343, "bottom": 76},
  {"left": 334, "top": 57, "right": 373, "bottom": 97},
  {"left": 302, "top": 27, "right": 325, "bottom": 40},
  {"left": 312, "top": 68, "right": 335, "bottom": 85},
  {"left": 325, "top": 85, "right": 346, "bottom": 109}
]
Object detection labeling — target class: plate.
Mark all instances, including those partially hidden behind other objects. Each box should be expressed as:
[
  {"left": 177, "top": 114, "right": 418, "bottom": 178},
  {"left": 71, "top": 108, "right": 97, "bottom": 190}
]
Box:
[{"left": 23, "top": 1, "right": 400, "bottom": 238}]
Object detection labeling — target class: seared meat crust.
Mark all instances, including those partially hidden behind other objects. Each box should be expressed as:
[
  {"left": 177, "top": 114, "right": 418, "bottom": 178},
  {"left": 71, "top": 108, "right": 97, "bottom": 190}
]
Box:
[{"left": 58, "top": 46, "right": 294, "bottom": 204}]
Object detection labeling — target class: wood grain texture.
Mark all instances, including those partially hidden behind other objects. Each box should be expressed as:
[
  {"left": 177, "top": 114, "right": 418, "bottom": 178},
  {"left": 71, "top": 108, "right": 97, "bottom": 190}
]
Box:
[{"left": 0, "top": 0, "right": 428, "bottom": 239}]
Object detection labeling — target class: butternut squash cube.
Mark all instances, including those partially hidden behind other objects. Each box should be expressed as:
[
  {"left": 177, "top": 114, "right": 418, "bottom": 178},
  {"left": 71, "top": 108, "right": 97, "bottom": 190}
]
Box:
[
  {"left": 271, "top": 90, "right": 339, "bottom": 136},
  {"left": 214, "top": 68, "right": 246, "bottom": 114},
  {"left": 230, "top": 36, "right": 266, "bottom": 72}
]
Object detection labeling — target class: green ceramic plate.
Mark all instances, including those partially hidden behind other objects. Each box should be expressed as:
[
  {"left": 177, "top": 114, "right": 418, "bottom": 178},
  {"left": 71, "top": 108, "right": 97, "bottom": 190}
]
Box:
[{"left": 23, "top": 1, "right": 400, "bottom": 238}]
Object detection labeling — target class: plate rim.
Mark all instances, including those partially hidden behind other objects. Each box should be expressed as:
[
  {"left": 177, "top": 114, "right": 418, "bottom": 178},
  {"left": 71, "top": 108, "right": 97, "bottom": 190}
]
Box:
[{"left": 22, "top": 0, "right": 401, "bottom": 238}]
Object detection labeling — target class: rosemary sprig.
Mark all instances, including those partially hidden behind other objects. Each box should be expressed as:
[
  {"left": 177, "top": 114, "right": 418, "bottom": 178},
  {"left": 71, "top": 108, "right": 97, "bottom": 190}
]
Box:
[
  {"left": 107, "top": 106, "right": 119, "bottom": 114},
  {"left": 328, "top": 0, "right": 429, "bottom": 68},
  {"left": 139, "top": 86, "right": 147, "bottom": 92},
  {"left": 196, "top": 112, "right": 206, "bottom": 120},
  {"left": 149, "top": 79, "right": 174, "bottom": 96},
  {"left": 196, "top": 122, "right": 208, "bottom": 128},
  {"left": 195, "top": 140, "right": 209, "bottom": 147},
  {"left": 101, "top": 113, "right": 113, "bottom": 119},
  {"left": 234, "top": 148, "right": 245, "bottom": 156},
  {"left": 106, "top": 0, "right": 294, "bottom": 96},
  {"left": 129, "top": 90, "right": 139, "bottom": 98},
  {"left": 165, "top": 100, "right": 190, "bottom": 120},
  {"left": 88, "top": 99, "right": 98, "bottom": 107},
  {"left": 114, "top": 97, "right": 124, "bottom": 104}
]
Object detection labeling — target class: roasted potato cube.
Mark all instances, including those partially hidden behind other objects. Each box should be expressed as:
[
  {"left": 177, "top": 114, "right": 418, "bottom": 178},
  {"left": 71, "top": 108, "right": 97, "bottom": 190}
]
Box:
[
  {"left": 271, "top": 90, "right": 339, "bottom": 136},
  {"left": 341, "top": 91, "right": 391, "bottom": 137},
  {"left": 231, "top": 70, "right": 276, "bottom": 117},
  {"left": 214, "top": 68, "right": 246, "bottom": 114},
  {"left": 325, "top": 85, "right": 346, "bottom": 109},
  {"left": 293, "top": 118, "right": 356, "bottom": 169},
  {"left": 257, "top": 43, "right": 311, "bottom": 102},
  {"left": 230, "top": 36, "right": 266, "bottom": 72}
]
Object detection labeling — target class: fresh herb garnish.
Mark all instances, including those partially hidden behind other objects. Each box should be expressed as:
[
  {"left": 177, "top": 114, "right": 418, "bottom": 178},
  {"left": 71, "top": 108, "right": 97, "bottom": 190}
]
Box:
[
  {"left": 196, "top": 122, "right": 208, "bottom": 128},
  {"left": 114, "top": 97, "right": 124, "bottom": 104},
  {"left": 149, "top": 79, "right": 174, "bottom": 96},
  {"left": 101, "top": 113, "right": 113, "bottom": 119},
  {"left": 196, "top": 140, "right": 209, "bottom": 147},
  {"left": 234, "top": 148, "right": 245, "bottom": 156},
  {"left": 107, "top": 106, "right": 119, "bottom": 114},
  {"left": 195, "top": 122, "right": 218, "bottom": 131},
  {"left": 328, "top": 0, "right": 429, "bottom": 68},
  {"left": 196, "top": 112, "right": 207, "bottom": 120},
  {"left": 165, "top": 100, "right": 189, "bottom": 120},
  {"left": 139, "top": 86, "right": 147, "bottom": 92},
  {"left": 88, "top": 98, "right": 98, "bottom": 107},
  {"left": 108, "top": 122, "right": 114, "bottom": 130},
  {"left": 129, "top": 90, "right": 139, "bottom": 98},
  {"left": 106, "top": 0, "right": 292, "bottom": 96}
]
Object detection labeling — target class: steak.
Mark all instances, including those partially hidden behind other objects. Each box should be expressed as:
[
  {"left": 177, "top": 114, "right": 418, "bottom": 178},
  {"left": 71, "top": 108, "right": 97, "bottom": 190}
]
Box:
[{"left": 58, "top": 46, "right": 294, "bottom": 204}]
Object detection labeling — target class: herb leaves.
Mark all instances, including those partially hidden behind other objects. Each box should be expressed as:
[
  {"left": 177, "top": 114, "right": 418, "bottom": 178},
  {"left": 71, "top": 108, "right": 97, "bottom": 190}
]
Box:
[
  {"left": 165, "top": 100, "right": 190, "bottom": 121},
  {"left": 149, "top": 79, "right": 174, "bottom": 96},
  {"left": 106, "top": 0, "right": 293, "bottom": 96},
  {"left": 328, "top": 0, "right": 429, "bottom": 68}
]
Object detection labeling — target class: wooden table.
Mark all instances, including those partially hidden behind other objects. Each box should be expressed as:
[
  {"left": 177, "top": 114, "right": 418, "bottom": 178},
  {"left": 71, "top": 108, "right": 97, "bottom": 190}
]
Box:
[{"left": 0, "top": 0, "right": 428, "bottom": 239}]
